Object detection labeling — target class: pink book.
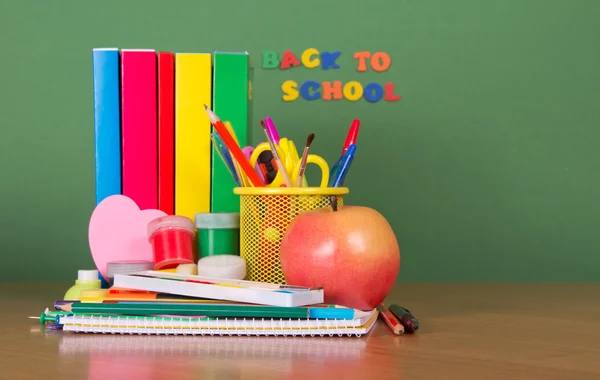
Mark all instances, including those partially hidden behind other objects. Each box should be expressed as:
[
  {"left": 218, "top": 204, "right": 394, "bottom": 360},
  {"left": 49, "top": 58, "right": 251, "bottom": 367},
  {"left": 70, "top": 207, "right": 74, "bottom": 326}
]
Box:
[{"left": 121, "top": 49, "right": 157, "bottom": 210}]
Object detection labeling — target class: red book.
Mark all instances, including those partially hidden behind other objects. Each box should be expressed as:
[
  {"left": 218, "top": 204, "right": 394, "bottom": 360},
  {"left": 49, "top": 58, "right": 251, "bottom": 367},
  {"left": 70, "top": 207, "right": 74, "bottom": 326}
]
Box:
[
  {"left": 157, "top": 52, "right": 175, "bottom": 215},
  {"left": 121, "top": 49, "right": 157, "bottom": 210}
]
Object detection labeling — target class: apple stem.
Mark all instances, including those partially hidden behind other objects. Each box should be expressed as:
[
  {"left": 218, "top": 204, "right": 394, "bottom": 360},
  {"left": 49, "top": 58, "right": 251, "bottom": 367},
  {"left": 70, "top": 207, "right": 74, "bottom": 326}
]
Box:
[{"left": 329, "top": 196, "right": 338, "bottom": 212}]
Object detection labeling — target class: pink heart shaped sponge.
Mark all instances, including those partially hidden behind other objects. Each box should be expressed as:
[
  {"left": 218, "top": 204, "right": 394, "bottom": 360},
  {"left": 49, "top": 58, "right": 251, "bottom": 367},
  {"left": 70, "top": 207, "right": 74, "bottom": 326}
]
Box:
[{"left": 88, "top": 195, "right": 167, "bottom": 279}]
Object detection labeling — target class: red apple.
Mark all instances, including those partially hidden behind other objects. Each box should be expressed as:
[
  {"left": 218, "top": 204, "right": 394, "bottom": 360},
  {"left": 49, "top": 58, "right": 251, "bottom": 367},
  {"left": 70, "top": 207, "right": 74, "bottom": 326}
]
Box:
[{"left": 279, "top": 205, "right": 400, "bottom": 310}]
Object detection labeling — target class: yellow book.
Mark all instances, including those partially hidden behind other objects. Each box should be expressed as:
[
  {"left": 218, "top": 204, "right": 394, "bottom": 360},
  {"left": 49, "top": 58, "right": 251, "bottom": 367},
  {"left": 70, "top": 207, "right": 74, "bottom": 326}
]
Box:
[{"left": 175, "top": 53, "right": 212, "bottom": 220}]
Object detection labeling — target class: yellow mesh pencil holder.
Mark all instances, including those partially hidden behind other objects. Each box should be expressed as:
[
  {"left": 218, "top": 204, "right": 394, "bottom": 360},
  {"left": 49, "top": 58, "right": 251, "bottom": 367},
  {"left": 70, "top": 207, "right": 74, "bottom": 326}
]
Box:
[{"left": 233, "top": 187, "right": 349, "bottom": 284}]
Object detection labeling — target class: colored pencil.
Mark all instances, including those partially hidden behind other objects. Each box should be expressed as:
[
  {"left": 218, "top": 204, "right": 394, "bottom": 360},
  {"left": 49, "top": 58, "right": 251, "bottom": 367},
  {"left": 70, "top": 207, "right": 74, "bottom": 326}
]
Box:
[
  {"left": 204, "top": 105, "right": 264, "bottom": 187},
  {"left": 377, "top": 303, "right": 404, "bottom": 335},
  {"left": 58, "top": 302, "right": 310, "bottom": 318}
]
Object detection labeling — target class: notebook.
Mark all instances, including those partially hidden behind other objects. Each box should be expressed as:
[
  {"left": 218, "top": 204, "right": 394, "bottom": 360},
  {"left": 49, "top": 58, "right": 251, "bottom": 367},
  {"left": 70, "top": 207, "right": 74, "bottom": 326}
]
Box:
[
  {"left": 112, "top": 271, "right": 324, "bottom": 307},
  {"left": 56, "top": 309, "right": 378, "bottom": 337}
]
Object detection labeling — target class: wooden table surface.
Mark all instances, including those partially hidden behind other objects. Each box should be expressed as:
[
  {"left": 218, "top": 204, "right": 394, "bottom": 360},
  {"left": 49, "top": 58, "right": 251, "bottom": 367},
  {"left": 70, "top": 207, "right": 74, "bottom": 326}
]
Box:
[{"left": 1, "top": 282, "right": 599, "bottom": 380}]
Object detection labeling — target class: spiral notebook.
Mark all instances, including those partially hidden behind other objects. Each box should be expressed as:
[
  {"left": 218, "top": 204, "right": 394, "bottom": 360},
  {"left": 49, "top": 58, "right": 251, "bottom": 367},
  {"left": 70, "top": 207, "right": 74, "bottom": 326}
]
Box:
[{"left": 57, "top": 309, "right": 379, "bottom": 337}]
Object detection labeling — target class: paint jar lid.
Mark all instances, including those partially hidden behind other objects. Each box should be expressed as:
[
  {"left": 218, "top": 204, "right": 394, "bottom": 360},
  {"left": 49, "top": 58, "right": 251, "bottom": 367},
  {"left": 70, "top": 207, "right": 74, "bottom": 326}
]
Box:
[
  {"left": 77, "top": 270, "right": 99, "bottom": 281},
  {"left": 147, "top": 215, "right": 195, "bottom": 238},
  {"left": 195, "top": 213, "right": 240, "bottom": 229}
]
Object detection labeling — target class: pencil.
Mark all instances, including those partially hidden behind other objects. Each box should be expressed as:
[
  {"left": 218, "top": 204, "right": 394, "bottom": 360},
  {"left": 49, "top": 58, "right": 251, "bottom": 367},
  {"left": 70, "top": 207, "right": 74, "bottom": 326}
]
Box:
[
  {"left": 377, "top": 303, "right": 404, "bottom": 335},
  {"left": 203, "top": 105, "right": 264, "bottom": 187},
  {"left": 260, "top": 119, "right": 292, "bottom": 187},
  {"left": 295, "top": 133, "right": 315, "bottom": 187}
]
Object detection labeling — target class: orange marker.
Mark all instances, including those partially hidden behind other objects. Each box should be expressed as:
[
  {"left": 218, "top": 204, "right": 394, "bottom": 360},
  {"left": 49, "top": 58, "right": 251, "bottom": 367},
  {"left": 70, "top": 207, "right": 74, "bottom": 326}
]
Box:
[{"left": 377, "top": 303, "right": 404, "bottom": 335}]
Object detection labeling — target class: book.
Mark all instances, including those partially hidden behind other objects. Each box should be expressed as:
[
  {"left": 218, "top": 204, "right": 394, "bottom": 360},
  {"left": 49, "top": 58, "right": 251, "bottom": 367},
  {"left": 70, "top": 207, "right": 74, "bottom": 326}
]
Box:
[
  {"left": 92, "top": 48, "right": 121, "bottom": 205},
  {"left": 175, "top": 53, "right": 212, "bottom": 221},
  {"left": 120, "top": 49, "right": 158, "bottom": 210},
  {"left": 112, "top": 271, "right": 324, "bottom": 307},
  {"left": 157, "top": 52, "right": 175, "bottom": 215},
  {"left": 56, "top": 309, "right": 378, "bottom": 336},
  {"left": 211, "top": 51, "right": 251, "bottom": 212}
]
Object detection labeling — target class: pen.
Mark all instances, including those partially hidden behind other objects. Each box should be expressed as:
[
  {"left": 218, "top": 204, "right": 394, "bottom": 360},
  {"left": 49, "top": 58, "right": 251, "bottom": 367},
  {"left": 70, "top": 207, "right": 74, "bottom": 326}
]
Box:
[
  {"left": 342, "top": 119, "right": 360, "bottom": 155},
  {"left": 389, "top": 304, "right": 419, "bottom": 333},
  {"left": 211, "top": 133, "right": 242, "bottom": 186},
  {"left": 329, "top": 144, "right": 357, "bottom": 187},
  {"left": 377, "top": 303, "right": 404, "bottom": 335}
]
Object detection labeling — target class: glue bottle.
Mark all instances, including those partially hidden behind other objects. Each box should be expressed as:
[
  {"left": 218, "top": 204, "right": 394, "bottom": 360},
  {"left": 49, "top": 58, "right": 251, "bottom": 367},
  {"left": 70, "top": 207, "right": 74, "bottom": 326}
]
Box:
[{"left": 63, "top": 270, "right": 102, "bottom": 301}]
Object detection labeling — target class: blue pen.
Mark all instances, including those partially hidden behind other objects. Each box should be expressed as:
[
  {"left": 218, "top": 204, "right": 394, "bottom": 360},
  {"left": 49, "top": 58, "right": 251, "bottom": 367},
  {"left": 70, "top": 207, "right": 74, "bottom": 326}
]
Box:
[
  {"left": 328, "top": 155, "right": 345, "bottom": 187},
  {"left": 330, "top": 144, "right": 357, "bottom": 187},
  {"left": 211, "top": 133, "right": 242, "bottom": 186}
]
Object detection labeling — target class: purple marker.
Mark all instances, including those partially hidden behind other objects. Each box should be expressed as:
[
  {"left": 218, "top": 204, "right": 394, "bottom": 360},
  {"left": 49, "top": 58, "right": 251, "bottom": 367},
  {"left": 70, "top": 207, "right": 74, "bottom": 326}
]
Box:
[{"left": 263, "top": 117, "right": 281, "bottom": 144}]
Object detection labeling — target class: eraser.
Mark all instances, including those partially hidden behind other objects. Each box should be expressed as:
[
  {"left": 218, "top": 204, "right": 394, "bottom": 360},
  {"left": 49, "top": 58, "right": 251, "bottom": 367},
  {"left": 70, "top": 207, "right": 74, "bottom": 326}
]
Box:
[
  {"left": 176, "top": 263, "right": 198, "bottom": 275},
  {"left": 197, "top": 255, "right": 246, "bottom": 280}
]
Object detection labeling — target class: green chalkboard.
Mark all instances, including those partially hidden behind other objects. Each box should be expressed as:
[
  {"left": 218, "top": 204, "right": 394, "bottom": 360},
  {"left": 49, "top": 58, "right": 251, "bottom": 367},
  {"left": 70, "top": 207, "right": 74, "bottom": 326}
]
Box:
[{"left": 1, "top": 0, "right": 599, "bottom": 282}]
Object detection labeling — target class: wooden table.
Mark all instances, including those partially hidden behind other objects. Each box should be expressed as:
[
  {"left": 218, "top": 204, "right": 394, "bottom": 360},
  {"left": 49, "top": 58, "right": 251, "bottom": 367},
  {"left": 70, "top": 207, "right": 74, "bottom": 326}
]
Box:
[{"left": 1, "top": 283, "right": 599, "bottom": 379}]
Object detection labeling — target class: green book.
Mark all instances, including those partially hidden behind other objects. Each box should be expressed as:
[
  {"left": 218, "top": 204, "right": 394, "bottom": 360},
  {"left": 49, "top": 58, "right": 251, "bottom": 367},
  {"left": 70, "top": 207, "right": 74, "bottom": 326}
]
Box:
[{"left": 211, "top": 51, "right": 251, "bottom": 212}]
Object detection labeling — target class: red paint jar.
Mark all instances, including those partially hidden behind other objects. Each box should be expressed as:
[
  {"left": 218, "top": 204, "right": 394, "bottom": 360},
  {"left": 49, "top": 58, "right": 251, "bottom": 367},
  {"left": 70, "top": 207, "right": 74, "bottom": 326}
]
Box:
[{"left": 147, "top": 215, "right": 196, "bottom": 270}]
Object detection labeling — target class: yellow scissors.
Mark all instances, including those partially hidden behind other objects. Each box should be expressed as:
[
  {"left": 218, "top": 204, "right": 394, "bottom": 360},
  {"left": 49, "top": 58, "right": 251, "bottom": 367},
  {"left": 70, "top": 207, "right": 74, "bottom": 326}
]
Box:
[{"left": 249, "top": 138, "right": 329, "bottom": 187}]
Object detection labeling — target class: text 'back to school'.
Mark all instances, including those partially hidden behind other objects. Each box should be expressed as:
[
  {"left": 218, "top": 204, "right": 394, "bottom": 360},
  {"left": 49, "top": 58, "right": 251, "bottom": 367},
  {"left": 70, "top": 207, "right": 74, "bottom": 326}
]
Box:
[{"left": 262, "top": 49, "right": 401, "bottom": 103}]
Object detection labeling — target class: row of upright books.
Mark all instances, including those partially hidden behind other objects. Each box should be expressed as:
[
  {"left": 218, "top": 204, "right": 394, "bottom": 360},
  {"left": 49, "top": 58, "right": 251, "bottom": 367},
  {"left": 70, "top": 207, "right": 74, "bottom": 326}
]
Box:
[{"left": 92, "top": 48, "right": 252, "bottom": 220}]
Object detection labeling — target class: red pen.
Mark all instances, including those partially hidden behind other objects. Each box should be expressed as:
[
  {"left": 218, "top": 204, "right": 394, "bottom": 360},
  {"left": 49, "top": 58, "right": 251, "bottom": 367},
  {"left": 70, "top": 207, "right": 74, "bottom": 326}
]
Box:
[{"left": 342, "top": 119, "right": 360, "bottom": 154}]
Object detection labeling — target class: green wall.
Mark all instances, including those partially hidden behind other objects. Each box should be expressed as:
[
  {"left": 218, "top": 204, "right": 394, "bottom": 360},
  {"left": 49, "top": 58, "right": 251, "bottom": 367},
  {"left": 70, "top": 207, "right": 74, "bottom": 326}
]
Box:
[{"left": 1, "top": 0, "right": 599, "bottom": 282}]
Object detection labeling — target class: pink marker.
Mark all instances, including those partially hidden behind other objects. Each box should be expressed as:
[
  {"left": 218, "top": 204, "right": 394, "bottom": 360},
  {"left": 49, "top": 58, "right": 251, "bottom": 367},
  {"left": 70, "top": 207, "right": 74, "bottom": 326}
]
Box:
[{"left": 263, "top": 117, "right": 281, "bottom": 144}]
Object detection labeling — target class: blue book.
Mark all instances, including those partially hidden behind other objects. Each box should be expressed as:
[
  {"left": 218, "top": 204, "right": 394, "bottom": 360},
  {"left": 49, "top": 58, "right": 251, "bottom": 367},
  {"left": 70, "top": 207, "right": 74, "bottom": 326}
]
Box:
[{"left": 92, "top": 48, "right": 122, "bottom": 205}]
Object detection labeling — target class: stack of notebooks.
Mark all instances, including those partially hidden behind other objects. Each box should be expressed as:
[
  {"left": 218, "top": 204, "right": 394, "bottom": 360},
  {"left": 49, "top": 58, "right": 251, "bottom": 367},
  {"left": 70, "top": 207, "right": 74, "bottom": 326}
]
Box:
[
  {"left": 51, "top": 271, "right": 379, "bottom": 337},
  {"left": 93, "top": 48, "right": 252, "bottom": 219}
]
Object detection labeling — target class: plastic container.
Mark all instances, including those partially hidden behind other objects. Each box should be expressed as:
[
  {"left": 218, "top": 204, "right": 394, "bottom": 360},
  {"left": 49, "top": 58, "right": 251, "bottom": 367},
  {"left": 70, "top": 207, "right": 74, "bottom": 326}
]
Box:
[
  {"left": 147, "top": 215, "right": 196, "bottom": 270},
  {"left": 194, "top": 212, "right": 240, "bottom": 259},
  {"left": 233, "top": 187, "right": 349, "bottom": 284},
  {"left": 63, "top": 270, "right": 102, "bottom": 301}
]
